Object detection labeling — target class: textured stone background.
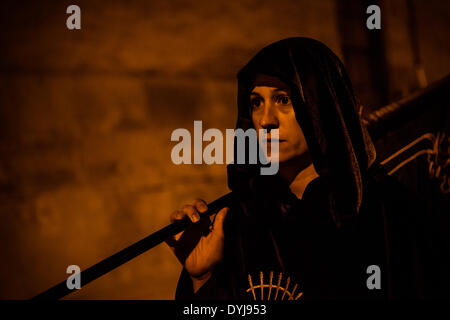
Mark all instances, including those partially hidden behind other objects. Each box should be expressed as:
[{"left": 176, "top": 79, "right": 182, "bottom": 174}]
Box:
[{"left": 0, "top": 0, "right": 448, "bottom": 299}]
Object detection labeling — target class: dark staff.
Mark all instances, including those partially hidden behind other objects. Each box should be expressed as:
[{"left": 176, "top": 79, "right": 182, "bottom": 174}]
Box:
[{"left": 32, "top": 75, "right": 449, "bottom": 300}]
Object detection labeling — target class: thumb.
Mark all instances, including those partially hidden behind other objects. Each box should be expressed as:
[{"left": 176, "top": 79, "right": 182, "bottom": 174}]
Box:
[{"left": 211, "top": 207, "right": 229, "bottom": 237}]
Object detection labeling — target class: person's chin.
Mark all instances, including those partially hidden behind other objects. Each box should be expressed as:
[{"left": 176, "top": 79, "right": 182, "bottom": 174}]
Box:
[
  {"left": 267, "top": 151, "right": 282, "bottom": 162},
  {"left": 276, "top": 152, "right": 303, "bottom": 164},
  {"left": 267, "top": 151, "right": 284, "bottom": 163}
]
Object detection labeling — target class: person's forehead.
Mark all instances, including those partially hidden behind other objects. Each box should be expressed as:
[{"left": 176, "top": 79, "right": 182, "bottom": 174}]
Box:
[{"left": 251, "top": 74, "right": 290, "bottom": 92}]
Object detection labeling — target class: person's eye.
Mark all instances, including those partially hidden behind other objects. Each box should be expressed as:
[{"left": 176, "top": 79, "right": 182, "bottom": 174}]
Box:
[
  {"left": 250, "top": 97, "right": 263, "bottom": 109},
  {"left": 276, "top": 94, "right": 291, "bottom": 105}
]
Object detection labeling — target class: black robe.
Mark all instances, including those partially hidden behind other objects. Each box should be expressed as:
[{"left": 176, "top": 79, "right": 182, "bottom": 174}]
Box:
[{"left": 175, "top": 163, "right": 448, "bottom": 300}]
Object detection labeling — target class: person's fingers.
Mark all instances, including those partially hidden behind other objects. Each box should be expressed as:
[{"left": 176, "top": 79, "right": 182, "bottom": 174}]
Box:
[
  {"left": 166, "top": 200, "right": 209, "bottom": 251},
  {"left": 182, "top": 204, "right": 200, "bottom": 223},
  {"left": 167, "top": 210, "right": 188, "bottom": 244},
  {"left": 211, "top": 207, "right": 229, "bottom": 238},
  {"left": 170, "top": 210, "right": 186, "bottom": 224},
  {"left": 193, "top": 199, "right": 208, "bottom": 215}
]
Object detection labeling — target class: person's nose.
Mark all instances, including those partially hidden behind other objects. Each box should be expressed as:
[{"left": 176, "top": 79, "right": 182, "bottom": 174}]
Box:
[{"left": 260, "top": 104, "right": 279, "bottom": 132}]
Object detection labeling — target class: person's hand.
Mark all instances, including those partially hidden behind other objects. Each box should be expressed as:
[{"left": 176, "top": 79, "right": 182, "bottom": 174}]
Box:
[{"left": 165, "top": 199, "right": 229, "bottom": 288}]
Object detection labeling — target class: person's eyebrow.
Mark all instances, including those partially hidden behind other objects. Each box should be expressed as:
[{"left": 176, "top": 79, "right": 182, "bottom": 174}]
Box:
[
  {"left": 250, "top": 91, "right": 262, "bottom": 96},
  {"left": 273, "top": 88, "right": 290, "bottom": 93}
]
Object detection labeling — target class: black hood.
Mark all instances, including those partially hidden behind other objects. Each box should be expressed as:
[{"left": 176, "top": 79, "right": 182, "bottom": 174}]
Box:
[{"left": 227, "top": 37, "right": 376, "bottom": 227}]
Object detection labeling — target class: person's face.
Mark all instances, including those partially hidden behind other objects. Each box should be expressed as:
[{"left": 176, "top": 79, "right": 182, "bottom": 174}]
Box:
[{"left": 250, "top": 75, "right": 308, "bottom": 163}]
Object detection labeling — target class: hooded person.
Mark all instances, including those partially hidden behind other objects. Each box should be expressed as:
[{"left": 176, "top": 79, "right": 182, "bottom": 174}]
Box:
[{"left": 170, "top": 38, "right": 439, "bottom": 300}]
